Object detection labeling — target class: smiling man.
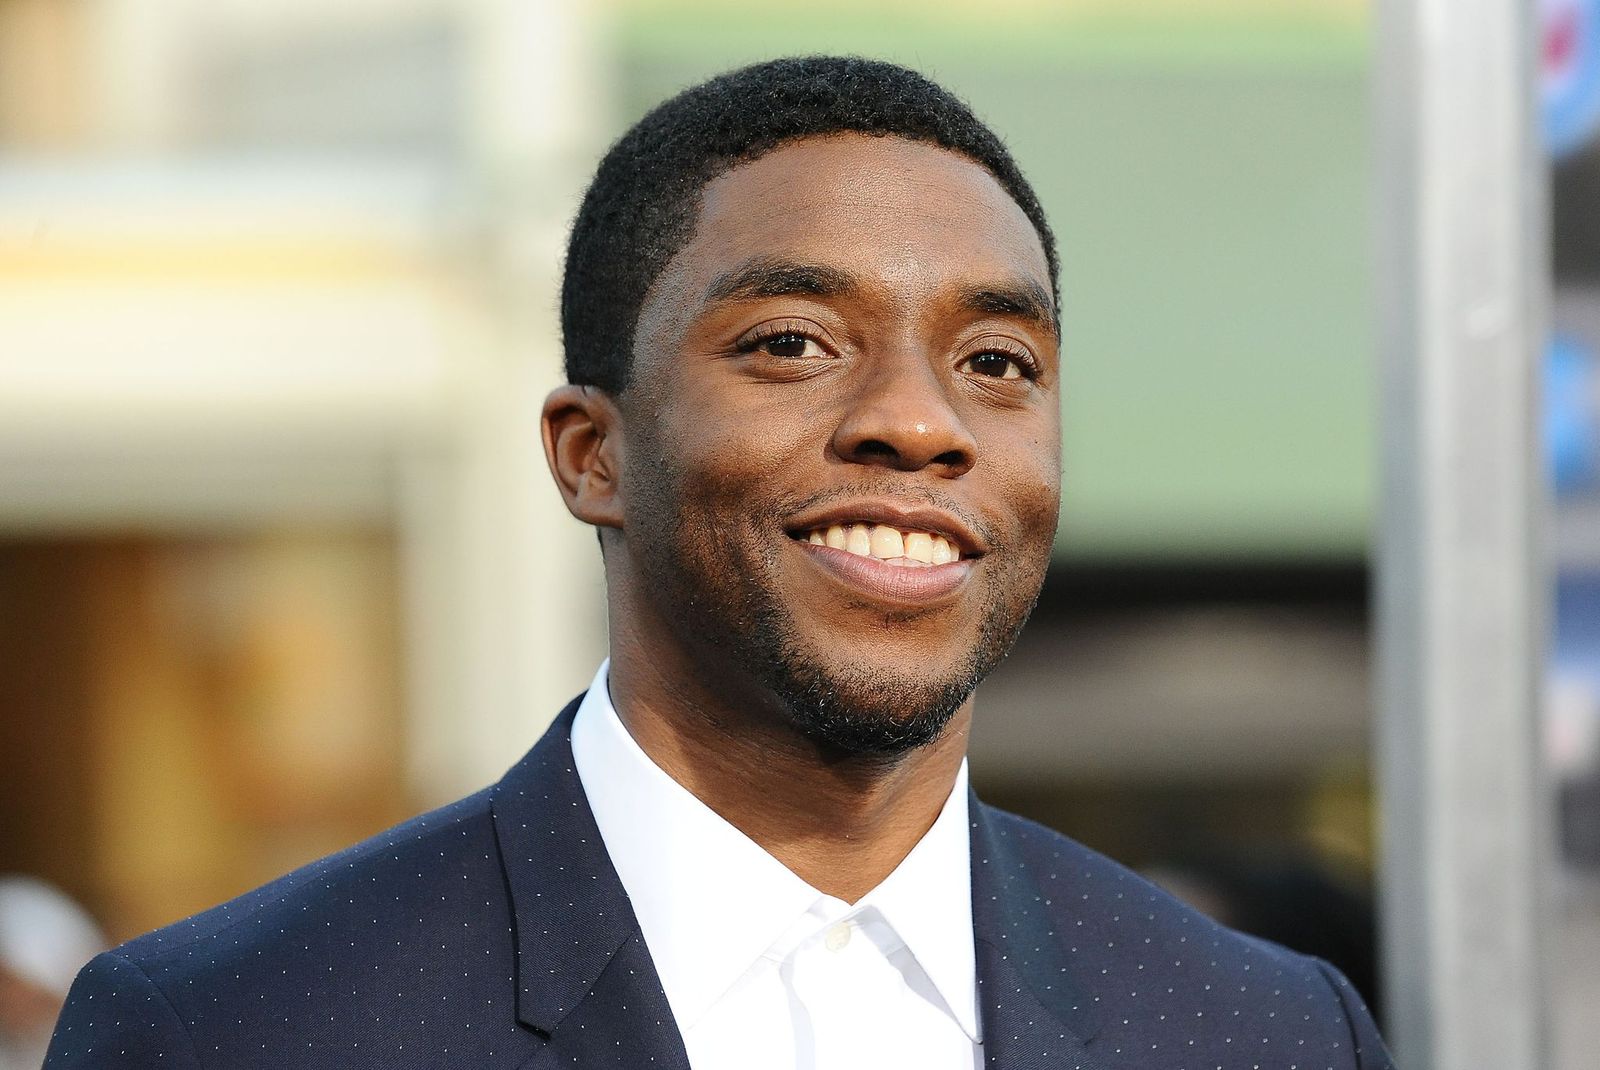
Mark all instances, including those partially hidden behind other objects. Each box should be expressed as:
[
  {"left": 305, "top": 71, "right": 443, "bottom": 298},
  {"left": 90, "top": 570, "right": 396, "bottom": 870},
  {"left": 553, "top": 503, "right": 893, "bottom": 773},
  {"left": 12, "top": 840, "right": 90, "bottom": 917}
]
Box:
[{"left": 46, "top": 57, "right": 1393, "bottom": 1069}]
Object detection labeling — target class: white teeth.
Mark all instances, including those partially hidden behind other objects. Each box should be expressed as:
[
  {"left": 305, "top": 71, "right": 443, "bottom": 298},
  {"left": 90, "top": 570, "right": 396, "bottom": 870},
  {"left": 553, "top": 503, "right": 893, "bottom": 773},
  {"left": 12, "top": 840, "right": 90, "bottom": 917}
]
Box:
[
  {"left": 845, "top": 524, "right": 872, "bottom": 556},
  {"left": 804, "top": 523, "right": 961, "bottom": 565},
  {"left": 868, "top": 526, "right": 904, "bottom": 560}
]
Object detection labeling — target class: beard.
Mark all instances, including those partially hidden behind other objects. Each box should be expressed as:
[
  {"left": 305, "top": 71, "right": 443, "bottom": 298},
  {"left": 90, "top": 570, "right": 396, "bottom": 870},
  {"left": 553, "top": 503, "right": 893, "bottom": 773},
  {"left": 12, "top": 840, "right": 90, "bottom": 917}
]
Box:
[
  {"left": 622, "top": 438, "right": 1051, "bottom": 759},
  {"left": 736, "top": 582, "right": 1025, "bottom": 756}
]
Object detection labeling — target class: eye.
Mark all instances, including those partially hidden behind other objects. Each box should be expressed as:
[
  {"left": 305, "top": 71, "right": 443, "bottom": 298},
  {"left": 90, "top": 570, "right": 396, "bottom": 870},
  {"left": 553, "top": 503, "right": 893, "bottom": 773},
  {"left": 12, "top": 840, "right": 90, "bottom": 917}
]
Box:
[
  {"left": 758, "top": 332, "right": 826, "bottom": 359},
  {"left": 735, "top": 322, "right": 833, "bottom": 361},
  {"left": 961, "top": 350, "right": 1033, "bottom": 380}
]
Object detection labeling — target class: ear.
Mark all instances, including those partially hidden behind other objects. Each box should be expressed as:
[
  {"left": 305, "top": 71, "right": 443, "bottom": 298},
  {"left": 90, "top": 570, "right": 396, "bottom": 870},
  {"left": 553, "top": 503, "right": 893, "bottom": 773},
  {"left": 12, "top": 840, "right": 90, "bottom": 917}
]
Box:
[{"left": 541, "top": 385, "right": 626, "bottom": 530}]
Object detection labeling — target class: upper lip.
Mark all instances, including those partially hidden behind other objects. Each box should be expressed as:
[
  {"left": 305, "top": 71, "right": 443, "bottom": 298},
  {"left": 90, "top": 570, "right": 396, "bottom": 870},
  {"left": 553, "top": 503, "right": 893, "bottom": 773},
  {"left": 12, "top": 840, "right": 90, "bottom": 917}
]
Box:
[{"left": 785, "top": 499, "right": 988, "bottom": 557}]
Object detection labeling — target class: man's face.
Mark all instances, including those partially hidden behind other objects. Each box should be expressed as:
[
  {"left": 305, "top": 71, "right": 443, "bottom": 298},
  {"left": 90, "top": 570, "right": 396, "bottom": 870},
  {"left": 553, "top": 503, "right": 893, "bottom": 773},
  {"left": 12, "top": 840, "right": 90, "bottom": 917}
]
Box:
[{"left": 617, "top": 133, "right": 1061, "bottom": 755}]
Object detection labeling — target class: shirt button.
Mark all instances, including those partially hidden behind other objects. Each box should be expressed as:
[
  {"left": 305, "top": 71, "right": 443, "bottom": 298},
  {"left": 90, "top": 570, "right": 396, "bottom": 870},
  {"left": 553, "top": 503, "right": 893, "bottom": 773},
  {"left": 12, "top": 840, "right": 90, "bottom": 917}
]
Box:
[{"left": 825, "top": 922, "right": 852, "bottom": 951}]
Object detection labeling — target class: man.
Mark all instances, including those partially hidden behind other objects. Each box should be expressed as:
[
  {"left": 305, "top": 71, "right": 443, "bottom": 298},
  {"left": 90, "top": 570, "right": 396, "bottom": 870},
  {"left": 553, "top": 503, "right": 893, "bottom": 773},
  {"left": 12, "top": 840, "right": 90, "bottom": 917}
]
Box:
[{"left": 46, "top": 57, "right": 1393, "bottom": 1068}]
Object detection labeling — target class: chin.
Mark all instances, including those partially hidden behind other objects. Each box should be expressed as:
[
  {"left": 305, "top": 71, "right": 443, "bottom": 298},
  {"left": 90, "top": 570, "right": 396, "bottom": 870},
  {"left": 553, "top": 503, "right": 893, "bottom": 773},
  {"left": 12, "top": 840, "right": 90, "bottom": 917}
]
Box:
[
  {"left": 759, "top": 647, "right": 980, "bottom": 758},
  {"left": 712, "top": 560, "right": 1037, "bottom": 759},
  {"left": 623, "top": 477, "right": 1043, "bottom": 757}
]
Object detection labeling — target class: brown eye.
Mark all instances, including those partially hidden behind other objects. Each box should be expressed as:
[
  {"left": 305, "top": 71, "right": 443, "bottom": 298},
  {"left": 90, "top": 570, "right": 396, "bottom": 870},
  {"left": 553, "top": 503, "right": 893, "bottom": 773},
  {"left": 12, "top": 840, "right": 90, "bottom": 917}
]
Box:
[
  {"left": 765, "top": 333, "right": 809, "bottom": 357},
  {"left": 964, "top": 352, "right": 1025, "bottom": 379},
  {"left": 758, "top": 332, "right": 825, "bottom": 359}
]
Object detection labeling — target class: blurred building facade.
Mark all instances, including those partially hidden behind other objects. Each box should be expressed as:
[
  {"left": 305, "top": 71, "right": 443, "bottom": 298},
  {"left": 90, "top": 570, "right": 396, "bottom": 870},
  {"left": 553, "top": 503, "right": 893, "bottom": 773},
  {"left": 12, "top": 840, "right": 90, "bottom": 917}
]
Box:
[{"left": 0, "top": 0, "right": 611, "bottom": 934}]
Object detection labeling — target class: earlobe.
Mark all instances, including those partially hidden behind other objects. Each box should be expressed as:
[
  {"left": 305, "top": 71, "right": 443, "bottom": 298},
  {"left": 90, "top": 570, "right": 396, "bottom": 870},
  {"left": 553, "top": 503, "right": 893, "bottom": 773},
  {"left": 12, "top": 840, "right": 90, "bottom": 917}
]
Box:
[{"left": 541, "top": 385, "right": 626, "bottom": 530}]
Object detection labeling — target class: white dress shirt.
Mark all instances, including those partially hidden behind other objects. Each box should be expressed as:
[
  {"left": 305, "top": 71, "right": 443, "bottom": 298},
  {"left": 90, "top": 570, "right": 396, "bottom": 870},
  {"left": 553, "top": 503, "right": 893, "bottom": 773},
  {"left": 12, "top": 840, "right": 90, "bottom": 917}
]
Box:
[{"left": 569, "top": 661, "right": 982, "bottom": 1070}]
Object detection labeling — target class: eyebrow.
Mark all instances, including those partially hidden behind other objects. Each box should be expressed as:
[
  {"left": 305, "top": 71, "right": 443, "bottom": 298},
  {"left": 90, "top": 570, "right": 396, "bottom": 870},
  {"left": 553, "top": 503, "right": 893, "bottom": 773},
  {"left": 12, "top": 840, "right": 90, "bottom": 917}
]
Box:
[
  {"left": 704, "top": 255, "right": 1058, "bottom": 337},
  {"left": 705, "top": 257, "right": 856, "bottom": 303},
  {"left": 958, "top": 282, "right": 1058, "bottom": 339}
]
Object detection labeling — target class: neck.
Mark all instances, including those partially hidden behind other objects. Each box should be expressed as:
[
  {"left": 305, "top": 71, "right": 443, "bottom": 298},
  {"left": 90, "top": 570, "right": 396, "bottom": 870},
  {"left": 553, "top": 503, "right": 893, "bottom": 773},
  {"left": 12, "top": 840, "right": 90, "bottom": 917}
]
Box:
[{"left": 605, "top": 637, "right": 971, "bottom": 905}]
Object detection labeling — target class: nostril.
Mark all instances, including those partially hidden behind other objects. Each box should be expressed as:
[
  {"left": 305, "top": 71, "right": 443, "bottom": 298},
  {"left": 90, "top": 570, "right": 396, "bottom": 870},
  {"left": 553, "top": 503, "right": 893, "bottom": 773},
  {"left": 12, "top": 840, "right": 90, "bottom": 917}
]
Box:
[{"left": 854, "top": 440, "right": 898, "bottom": 461}]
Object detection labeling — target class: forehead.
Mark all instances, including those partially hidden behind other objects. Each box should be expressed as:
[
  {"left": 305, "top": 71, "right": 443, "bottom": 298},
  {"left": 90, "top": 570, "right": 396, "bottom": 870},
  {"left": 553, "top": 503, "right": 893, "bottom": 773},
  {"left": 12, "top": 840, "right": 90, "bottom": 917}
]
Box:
[{"left": 666, "top": 133, "right": 1051, "bottom": 309}]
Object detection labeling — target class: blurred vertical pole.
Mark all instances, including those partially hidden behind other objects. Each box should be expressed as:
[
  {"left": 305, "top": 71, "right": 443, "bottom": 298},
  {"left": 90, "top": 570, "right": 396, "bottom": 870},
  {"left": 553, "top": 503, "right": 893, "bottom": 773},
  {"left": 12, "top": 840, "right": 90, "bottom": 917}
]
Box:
[
  {"left": 1375, "top": 0, "right": 1550, "bottom": 1066},
  {"left": 396, "top": 0, "right": 608, "bottom": 803}
]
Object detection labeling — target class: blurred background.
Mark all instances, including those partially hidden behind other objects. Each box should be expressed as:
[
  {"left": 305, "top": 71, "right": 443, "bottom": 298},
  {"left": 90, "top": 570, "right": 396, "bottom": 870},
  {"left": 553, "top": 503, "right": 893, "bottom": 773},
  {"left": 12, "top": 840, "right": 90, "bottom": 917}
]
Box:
[{"left": 0, "top": 0, "right": 1593, "bottom": 1066}]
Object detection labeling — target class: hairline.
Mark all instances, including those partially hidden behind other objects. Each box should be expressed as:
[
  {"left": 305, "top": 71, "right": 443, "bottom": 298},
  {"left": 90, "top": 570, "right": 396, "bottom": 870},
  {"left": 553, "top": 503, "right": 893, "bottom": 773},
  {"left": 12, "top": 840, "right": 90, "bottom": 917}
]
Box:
[{"left": 611, "top": 131, "right": 1059, "bottom": 394}]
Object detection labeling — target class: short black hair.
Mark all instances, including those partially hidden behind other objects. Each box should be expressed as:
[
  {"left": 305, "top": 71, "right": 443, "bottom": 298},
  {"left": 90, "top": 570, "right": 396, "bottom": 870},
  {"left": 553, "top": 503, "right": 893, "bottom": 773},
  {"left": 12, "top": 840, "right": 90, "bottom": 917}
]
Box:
[{"left": 560, "top": 55, "right": 1059, "bottom": 394}]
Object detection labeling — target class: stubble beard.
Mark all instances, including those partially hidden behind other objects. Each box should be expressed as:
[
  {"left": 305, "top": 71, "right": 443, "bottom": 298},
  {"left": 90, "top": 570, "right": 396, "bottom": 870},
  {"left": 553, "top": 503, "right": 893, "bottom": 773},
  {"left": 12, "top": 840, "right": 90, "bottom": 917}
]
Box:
[
  {"left": 625, "top": 457, "right": 1049, "bottom": 759},
  {"left": 739, "top": 585, "right": 1024, "bottom": 757}
]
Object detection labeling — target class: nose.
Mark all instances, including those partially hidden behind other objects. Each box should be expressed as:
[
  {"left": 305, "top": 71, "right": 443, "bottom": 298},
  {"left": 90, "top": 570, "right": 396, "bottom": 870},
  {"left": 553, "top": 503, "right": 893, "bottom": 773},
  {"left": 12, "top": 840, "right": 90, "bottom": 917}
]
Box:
[{"left": 830, "top": 354, "right": 977, "bottom": 477}]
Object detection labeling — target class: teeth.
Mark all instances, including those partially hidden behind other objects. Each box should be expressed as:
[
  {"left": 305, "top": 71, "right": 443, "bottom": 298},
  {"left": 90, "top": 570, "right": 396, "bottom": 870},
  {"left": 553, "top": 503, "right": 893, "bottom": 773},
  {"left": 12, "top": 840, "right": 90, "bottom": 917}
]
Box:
[
  {"left": 868, "top": 526, "right": 904, "bottom": 560},
  {"left": 845, "top": 524, "right": 872, "bottom": 556},
  {"left": 803, "top": 523, "right": 961, "bottom": 565}
]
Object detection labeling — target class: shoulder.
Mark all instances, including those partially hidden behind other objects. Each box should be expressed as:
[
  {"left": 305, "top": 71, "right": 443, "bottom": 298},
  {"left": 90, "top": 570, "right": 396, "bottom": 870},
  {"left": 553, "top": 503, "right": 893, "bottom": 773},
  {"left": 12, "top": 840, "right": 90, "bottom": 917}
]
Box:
[
  {"left": 115, "top": 786, "right": 501, "bottom": 972},
  {"left": 977, "top": 802, "right": 1312, "bottom": 958},
  {"left": 974, "top": 803, "right": 1394, "bottom": 1068},
  {"left": 974, "top": 803, "right": 1302, "bottom": 967},
  {"left": 46, "top": 787, "right": 528, "bottom": 1068}
]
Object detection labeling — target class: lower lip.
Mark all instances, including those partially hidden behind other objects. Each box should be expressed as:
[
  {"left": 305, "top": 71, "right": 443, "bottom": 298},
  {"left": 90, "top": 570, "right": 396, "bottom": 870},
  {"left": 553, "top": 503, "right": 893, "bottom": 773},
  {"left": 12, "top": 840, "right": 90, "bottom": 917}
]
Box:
[{"left": 793, "top": 541, "right": 975, "bottom": 604}]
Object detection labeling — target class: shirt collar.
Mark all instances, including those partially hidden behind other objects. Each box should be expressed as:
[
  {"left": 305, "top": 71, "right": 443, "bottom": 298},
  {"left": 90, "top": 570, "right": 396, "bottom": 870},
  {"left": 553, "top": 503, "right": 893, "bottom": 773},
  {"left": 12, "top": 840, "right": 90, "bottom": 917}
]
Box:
[
  {"left": 858, "top": 756, "right": 978, "bottom": 1039},
  {"left": 569, "top": 661, "right": 978, "bottom": 1041}
]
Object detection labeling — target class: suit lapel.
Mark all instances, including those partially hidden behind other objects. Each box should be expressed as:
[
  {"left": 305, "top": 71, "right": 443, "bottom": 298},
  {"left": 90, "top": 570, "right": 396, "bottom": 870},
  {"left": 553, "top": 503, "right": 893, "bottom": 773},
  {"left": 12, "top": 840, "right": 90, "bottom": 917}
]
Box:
[
  {"left": 971, "top": 799, "right": 1112, "bottom": 1070},
  {"left": 490, "top": 703, "right": 1115, "bottom": 1069},
  {"left": 490, "top": 698, "right": 691, "bottom": 1070}
]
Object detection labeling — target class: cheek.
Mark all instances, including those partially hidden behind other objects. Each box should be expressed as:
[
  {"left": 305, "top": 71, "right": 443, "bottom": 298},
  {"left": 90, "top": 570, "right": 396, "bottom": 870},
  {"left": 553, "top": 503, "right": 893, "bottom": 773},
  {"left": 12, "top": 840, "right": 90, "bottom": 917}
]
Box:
[
  {"left": 984, "top": 423, "right": 1062, "bottom": 544},
  {"left": 626, "top": 396, "right": 812, "bottom": 546},
  {"left": 1023, "top": 459, "right": 1063, "bottom": 539},
  {"left": 662, "top": 384, "right": 824, "bottom": 490}
]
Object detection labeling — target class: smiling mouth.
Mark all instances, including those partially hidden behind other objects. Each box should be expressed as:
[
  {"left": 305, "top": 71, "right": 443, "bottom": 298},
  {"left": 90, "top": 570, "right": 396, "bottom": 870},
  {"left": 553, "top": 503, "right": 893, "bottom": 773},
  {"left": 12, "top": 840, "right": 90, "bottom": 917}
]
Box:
[{"left": 791, "top": 523, "right": 963, "bottom": 568}]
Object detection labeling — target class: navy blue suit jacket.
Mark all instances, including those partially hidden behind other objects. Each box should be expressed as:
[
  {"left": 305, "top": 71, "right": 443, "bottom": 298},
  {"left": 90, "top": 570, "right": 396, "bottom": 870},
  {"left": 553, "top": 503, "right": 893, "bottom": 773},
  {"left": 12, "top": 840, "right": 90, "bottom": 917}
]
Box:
[{"left": 47, "top": 698, "right": 1393, "bottom": 1068}]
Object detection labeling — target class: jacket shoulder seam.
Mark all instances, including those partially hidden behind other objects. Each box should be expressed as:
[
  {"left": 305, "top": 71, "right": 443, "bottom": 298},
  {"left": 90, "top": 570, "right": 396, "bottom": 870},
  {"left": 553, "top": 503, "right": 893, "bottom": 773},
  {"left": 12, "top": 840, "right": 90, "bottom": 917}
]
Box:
[{"left": 106, "top": 950, "right": 205, "bottom": 1070}]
